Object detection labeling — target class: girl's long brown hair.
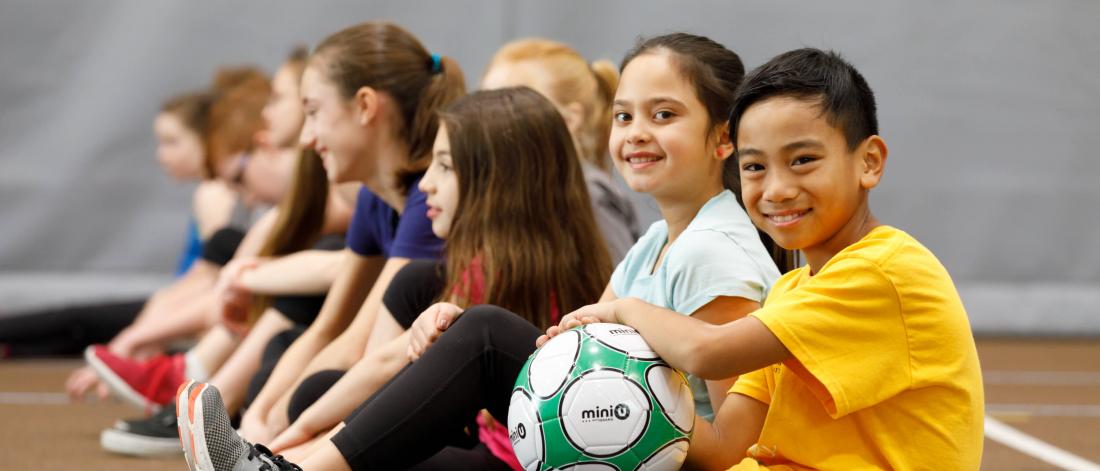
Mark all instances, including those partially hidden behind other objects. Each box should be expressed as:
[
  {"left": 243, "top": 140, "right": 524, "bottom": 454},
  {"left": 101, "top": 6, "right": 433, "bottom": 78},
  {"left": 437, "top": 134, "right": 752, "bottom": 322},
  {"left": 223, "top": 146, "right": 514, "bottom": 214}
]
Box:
[
  {"left": 312, "top": 22, "right": 466, "bottom": 191},
  {"left": 247, "top": 49, "right": 328, "bottom": 322},
  {"left": 244, "top": 147, "right": 330, "bottom": 323},
  {"left": 439, "top": 87, "right": 611, "bottom": 330}
]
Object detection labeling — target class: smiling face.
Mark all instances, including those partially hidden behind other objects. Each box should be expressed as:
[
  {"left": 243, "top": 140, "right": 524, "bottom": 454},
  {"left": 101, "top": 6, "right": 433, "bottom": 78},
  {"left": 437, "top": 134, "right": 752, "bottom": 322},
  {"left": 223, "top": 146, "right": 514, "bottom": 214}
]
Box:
[
  {"left": 737, "top": 96, "right": 884, "bottom": 266},
  {"left": 262, "top": 64, "right": 305, "bottom": 149},
  {"left": 609, "top": 51, "right": 727, "bottom": 202},
  {"left": 153, "top": 112, "right": 205, "bottom": 180},
  {"left": 418, "top": 124, "right": 460, "bottom": 239},
  {"left": 299, "top": 64, "right": 370, "bottom": 183}
]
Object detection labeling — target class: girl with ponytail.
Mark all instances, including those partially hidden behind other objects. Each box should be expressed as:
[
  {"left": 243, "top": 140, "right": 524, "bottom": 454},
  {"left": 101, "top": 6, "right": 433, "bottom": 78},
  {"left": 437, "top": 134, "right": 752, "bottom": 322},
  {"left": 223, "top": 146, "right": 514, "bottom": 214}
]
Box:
[{"left": 239, "top": 22, "right": 467, "bottom": 444}]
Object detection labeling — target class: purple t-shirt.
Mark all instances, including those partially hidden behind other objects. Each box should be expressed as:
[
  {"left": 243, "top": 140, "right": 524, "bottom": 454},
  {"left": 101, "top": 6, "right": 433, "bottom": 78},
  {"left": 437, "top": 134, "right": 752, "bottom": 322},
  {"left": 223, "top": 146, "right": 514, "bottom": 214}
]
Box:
[{"left": 345, "top": 176, "right": 443, "bottom": 260}]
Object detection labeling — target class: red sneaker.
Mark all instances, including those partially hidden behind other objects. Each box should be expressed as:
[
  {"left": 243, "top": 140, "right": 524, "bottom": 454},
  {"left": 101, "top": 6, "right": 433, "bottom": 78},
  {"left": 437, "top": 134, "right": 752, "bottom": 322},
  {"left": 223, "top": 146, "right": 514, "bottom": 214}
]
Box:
[{"left": 84, "top": 345, "right": 185, "bottom": 413}]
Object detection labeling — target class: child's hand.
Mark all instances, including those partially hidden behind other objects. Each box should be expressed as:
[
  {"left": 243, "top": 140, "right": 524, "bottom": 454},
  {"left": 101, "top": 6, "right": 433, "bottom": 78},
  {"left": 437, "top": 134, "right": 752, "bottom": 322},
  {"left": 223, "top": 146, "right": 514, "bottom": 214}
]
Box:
[
  {"left": 407, "top": 302, "right": 465, "bottom": 361},
  {"left": 536, "top": 301, "right": 620, "bottom": 347},
  {"left": 215, "top": 258, "right": 260, "bottom": 332}
]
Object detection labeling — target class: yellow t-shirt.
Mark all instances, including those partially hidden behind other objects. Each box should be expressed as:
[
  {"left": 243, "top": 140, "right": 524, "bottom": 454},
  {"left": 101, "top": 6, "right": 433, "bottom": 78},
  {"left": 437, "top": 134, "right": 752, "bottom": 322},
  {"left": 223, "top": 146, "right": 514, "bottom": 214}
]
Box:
[{"left": 728, "top": 226, "right": 984, "bottom": 470}]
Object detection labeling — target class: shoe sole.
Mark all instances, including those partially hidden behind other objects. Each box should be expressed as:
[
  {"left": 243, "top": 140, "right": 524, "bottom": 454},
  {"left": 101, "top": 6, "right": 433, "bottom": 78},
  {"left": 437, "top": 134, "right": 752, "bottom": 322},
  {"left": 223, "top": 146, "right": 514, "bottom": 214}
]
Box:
[
  {"left": 84, "top": 346, "right": 160, "bottom": 413},
  {"left": 185, "top": 382, "right": 216, "bottom": 471},
  {"left": 100, "top": 427, "right": 182, "bottom": 456},
  {"left": 177, "top": 380, "right": 198, "bottom": 470}
]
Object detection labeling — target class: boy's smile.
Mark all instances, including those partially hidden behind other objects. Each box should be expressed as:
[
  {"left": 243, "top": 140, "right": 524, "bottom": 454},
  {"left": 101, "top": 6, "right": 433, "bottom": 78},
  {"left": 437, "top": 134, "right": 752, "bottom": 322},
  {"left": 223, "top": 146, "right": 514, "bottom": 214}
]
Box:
[{"left": 736, "top": 97, "right": 886, "bottom": 272}]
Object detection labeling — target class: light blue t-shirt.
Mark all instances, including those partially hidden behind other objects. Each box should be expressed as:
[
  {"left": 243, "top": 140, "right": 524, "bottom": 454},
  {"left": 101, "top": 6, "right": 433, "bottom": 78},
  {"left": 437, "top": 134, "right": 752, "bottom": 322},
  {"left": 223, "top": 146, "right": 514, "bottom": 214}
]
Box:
[{"left": 609, "top": 190, "right": 781, "bottom": 421}]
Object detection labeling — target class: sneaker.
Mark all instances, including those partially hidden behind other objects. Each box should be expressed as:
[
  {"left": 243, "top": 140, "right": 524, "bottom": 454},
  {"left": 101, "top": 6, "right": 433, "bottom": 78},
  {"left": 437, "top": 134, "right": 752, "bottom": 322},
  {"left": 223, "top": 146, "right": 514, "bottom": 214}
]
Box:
[
  {"left": 180, "top": 382, "right": 301, "bottom": 471},
  {"left": 177, "top": 380, "right": 201, "bottom": 469},
  {"left": 100, "top": 407, "right": 182, "bottom": 456},
  {"left": 85, "top": 345, "right": 185, "bottom": 412}
]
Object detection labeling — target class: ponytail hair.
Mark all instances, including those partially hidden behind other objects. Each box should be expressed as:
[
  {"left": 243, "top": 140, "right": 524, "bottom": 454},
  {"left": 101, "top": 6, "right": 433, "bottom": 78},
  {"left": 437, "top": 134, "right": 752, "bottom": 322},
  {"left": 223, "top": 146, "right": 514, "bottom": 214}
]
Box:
[
  {"left": 622, "top": 33, "right": 798, "bottom": 273},
  {"left": 313, "top": 22, "right": 466, "bottom": 189},
  {"left": 485, "top": 39, "right": 618, "bottom": 171}
]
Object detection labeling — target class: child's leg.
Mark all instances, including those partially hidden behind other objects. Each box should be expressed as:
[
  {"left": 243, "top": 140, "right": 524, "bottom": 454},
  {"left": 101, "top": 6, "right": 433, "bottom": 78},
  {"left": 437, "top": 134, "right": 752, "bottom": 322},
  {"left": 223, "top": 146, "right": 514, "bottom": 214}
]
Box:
[
  {"left": 208, "top": 308, "right": 293, "bottom": 412},
  {"left": 328, "top": 305, "right": 539, "bottom": 469}
]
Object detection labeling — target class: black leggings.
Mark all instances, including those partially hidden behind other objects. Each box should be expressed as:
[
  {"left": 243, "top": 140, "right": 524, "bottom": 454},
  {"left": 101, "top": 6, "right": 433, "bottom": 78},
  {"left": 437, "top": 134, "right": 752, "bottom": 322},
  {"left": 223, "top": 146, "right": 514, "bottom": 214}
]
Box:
[
  {"left": 285, "top": 259, "right": 446, "bottom": 420},
  {"left": 0, "top": 227, "right": 247, "bottom": 359},
  {"left": 330, "top": 305, "right": 540, "bottom": 470},
  {"left": 0, "top": 299, "right": 144, "bottom": 357}
]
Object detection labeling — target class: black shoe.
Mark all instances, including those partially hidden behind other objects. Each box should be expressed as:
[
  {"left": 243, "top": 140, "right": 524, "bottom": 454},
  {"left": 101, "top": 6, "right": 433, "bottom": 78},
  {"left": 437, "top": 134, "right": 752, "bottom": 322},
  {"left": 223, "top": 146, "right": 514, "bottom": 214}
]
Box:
[{"left": 100, "top": 407, "right": 181, "bottom": 456}]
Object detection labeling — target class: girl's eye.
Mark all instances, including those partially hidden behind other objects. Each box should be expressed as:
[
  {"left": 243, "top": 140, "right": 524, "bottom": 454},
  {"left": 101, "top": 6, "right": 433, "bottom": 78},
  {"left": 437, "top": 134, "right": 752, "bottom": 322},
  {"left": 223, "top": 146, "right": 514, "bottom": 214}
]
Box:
[
  {"left": 654, "top": 110, "right": 674, "bottom": 120},
  {"left": 792, "top": 156, "right": 817, "bottom": 166},
  {"left": 742, "top": 163, "right": 764, "bottom": 172},
  {"left": 613, "top": 111, "right": 632, "bottom": 123}
]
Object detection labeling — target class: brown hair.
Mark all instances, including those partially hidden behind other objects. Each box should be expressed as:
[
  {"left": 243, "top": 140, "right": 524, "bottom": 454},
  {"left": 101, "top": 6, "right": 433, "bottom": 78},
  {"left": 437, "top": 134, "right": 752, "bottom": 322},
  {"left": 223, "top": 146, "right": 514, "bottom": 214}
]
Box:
[
  {"left": 439, "top": 87, "right": 611, "bottom": 330},
  {"left": 161, "top": 92, "right": 213, "bottom": 139},
  {"left": 312, "top": 22, "right": 466, "bottom": 190},
  {"left": 205, "top": 66, "right": 271, "bottom": 179},
  {"left": 486, "top": 38, "right": 618, "bottom": 171},
  {"left": 247, "top": 147, "right": 330, "bottom": 322},
  {"left": 284, "top": 45, "right": 310, "bottom": 81},
  {"left": 622, "top": 33, "right": 798, "bottom": 273}
]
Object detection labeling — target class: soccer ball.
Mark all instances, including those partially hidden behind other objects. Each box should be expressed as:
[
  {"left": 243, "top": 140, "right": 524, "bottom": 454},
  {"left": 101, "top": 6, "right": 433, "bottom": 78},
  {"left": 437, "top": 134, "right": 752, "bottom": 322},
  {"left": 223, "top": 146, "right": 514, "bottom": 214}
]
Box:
[{"left": 508, "top": 323, "right": 695, "bottom": 471}]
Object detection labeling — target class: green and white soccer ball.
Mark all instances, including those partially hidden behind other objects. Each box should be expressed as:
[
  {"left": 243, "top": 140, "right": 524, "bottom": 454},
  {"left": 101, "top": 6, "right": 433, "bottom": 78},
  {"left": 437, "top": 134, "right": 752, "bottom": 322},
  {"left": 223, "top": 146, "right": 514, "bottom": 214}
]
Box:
[{"left": 507, "top": 323, "right": 695, "bottom": 471}]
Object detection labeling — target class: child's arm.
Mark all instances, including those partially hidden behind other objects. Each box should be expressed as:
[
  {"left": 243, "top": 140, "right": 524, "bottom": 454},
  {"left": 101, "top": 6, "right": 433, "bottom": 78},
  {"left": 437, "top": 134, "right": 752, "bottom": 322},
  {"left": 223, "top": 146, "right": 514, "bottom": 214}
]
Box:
[
  {"left": 542, "top": 297, "right": 790, "bottom": 380},
  {"left": 238, "top": 250, "right": 345, "bottom": 295},
  {"left": 684, "top": 392, "right": 768, "bottom": 470}
]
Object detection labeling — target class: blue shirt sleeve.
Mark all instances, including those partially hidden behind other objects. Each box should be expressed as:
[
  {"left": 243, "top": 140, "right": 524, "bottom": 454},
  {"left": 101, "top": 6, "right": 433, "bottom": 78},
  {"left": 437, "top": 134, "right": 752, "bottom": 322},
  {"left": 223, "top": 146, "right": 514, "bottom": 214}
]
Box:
[
  {"left": 665, "top": 229, "right": 770, "bottom": 315},
  {"left": 346, "top": 187, "right": 384, "bottom": 257},
  {"left": 174, "top": 219, "right": 203, "bottom": 277},
  {"left": 390, "top": 178, "right": 444, "bottom": 260}
]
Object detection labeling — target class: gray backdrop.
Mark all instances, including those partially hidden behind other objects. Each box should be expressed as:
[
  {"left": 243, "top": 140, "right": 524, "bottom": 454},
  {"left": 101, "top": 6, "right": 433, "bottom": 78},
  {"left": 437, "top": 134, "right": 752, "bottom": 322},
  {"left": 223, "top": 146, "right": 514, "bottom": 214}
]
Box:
[{"left": 1, "top": 0, "right": 1097, "bottom": 333}]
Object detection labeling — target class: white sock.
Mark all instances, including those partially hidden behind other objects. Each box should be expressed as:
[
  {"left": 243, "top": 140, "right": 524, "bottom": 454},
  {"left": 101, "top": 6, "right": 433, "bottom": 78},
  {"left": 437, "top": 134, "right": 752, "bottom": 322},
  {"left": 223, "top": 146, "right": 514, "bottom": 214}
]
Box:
[{"left": 184, "top": 350, "right": 209, "bottom": 381}]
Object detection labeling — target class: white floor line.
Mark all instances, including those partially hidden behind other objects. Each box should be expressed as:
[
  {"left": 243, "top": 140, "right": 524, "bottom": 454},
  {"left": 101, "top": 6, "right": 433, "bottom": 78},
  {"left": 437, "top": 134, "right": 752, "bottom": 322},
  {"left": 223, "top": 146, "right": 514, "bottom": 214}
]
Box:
[
  {"left": 0, "top": 392, "right": 70, "bottom": 405},
  {"left": 985, "top": 415, "right": 1100, "bottom": 471},
  {"left": 984, "top": 371, "right": 1100, "bottom": 386},
  {"left": 988, "top": 403, "right": 1100, "bottom": 418}
]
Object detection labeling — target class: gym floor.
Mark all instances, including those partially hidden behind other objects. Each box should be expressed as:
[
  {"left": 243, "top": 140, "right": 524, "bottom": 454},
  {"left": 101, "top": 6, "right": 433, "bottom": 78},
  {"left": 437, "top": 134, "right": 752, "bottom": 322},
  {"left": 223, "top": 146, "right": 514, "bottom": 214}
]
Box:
[{"left": 1, "top": 338, "right": 1098, "bottom": 470}]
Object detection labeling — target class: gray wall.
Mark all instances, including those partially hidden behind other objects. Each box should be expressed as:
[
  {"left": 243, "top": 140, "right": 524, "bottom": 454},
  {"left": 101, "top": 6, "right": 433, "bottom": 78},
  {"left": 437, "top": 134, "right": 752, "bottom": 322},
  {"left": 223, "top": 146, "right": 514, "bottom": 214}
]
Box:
[{"left": 1, "top": 1, "right": 1097, "bottom": 332}]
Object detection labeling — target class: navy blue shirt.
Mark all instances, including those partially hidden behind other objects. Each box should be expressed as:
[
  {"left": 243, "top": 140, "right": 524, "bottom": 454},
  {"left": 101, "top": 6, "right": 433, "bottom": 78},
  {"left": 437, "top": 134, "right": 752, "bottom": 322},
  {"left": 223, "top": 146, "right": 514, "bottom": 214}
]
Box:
[{"left": 345, "top": 176, "right": 443, "bottom": 260}]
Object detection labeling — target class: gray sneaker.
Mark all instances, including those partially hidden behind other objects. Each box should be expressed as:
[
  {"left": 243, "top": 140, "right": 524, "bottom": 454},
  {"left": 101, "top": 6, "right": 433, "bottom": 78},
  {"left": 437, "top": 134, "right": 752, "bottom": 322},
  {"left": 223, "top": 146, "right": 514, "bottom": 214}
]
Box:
[
  {"left": 177, "top": 380, "right": 200, "bottom": 469},
  {"left": 179, "top": 382, "right": 301, "bottom": 471}
]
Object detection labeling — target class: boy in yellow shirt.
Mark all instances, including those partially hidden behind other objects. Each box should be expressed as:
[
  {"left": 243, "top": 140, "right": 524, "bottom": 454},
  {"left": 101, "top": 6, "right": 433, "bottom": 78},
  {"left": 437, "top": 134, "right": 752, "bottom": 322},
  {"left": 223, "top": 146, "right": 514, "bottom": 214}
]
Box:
[{"left": 542, "top": 48, "right": 984, "bottom": 470}]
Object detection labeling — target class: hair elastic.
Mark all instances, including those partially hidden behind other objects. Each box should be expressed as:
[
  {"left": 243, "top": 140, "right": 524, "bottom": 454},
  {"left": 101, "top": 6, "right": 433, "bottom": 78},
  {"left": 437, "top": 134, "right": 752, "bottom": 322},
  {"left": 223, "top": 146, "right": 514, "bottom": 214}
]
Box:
[{"left": 429, "top": 54, "right": 442, "bottom": 74}]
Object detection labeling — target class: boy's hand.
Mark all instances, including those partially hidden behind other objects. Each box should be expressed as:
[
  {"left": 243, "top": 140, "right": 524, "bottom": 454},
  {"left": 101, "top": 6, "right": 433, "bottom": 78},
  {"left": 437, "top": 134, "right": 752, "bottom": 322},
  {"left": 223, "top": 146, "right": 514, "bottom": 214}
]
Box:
[
  {"left": 407, "top": 302, "right": 465, "bottom": 361},
  {"left": 536, "top": 300, "right": 621, "bottom": 347}
]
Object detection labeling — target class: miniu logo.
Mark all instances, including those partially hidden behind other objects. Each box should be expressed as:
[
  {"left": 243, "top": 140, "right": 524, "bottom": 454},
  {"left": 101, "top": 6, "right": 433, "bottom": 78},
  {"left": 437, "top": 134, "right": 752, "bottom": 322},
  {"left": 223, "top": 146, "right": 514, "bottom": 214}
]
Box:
[
  {"left": 509, "top": 423, "right": 527, "bottom": 445},
  {"left": 581, "top": 403, "right": 631, "bottom": 421}
]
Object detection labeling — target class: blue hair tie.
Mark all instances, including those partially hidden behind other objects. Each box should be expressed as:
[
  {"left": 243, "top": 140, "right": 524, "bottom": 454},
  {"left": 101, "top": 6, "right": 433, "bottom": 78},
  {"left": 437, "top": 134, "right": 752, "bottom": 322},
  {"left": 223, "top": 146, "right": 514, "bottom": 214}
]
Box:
[{"left": 429, "top": 54, "right": 442, "bottom": 74}]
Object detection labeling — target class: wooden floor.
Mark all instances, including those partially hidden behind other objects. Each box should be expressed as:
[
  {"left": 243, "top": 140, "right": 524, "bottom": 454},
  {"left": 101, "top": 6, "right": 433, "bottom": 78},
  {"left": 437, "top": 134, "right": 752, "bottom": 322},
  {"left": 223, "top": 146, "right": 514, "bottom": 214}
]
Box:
[{"left": 1, "top": 338, "right": 1098, "bottom": 470}]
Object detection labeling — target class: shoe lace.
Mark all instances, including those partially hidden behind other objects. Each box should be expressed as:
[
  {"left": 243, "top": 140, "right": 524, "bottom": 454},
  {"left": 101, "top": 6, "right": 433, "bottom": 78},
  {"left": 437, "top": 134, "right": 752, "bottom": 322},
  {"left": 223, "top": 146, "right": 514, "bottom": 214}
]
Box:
[{"left": 247, "top": 442, "right": 302, "bottom": 471}]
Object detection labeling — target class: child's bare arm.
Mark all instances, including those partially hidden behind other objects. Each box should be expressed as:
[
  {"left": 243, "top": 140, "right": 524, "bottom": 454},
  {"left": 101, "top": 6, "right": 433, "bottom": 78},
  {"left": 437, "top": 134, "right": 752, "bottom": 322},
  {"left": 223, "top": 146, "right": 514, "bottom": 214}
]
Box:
[
  {"left": 544, "top": 298, "right": 790, "bottom": 380},
  {"left": 683, "top": 393, "right": 768, "bottom": 470}
]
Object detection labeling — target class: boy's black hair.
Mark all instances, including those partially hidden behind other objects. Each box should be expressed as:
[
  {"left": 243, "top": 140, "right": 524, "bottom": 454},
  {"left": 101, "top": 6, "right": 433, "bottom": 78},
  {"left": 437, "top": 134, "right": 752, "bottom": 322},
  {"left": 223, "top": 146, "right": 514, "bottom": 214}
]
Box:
[{"left": 729, "top": 48, "right": 877, "bottom": 151}]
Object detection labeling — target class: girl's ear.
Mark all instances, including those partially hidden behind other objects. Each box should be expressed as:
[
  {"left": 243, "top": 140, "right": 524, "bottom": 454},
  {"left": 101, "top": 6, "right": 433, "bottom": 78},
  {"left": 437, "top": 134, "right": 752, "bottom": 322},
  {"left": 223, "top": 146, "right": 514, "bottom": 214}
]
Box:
[
  {"left": 714, "top": 122, "right": 734, "bottom": 160},
  {"left": 859, "top": 135, "right": 888, "bottom": 190},
  {"left": 562, "top": 101, "right": 585, "bottom": 136},
  {"left": 353, "top": 86, "right": 380, "bottom": 126}
]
